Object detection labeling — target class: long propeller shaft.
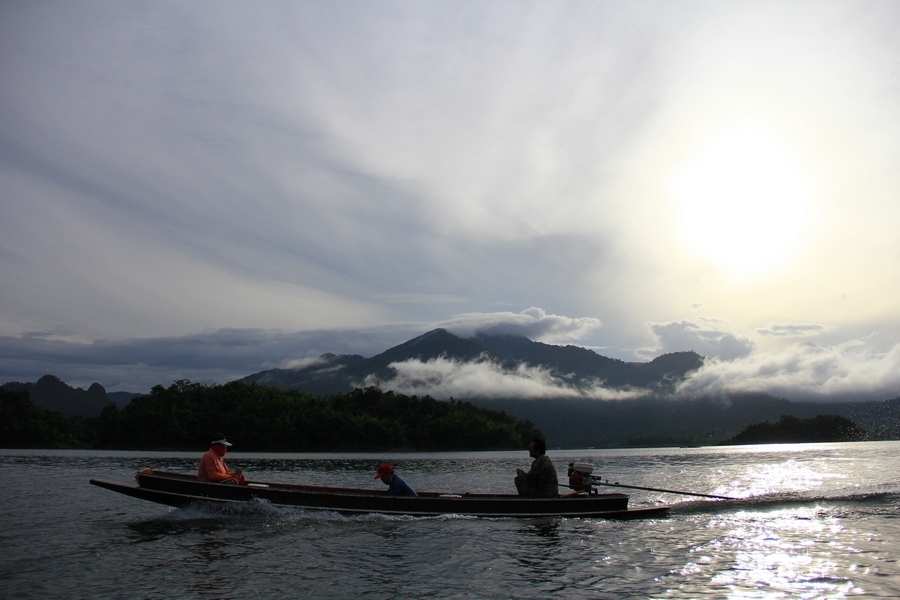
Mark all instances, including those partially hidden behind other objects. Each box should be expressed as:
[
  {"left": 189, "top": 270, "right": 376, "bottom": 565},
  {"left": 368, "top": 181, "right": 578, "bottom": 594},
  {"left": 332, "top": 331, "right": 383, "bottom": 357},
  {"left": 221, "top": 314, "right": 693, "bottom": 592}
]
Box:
[{"left": 590, "top": 479, "right": 735, "bottom": 500}]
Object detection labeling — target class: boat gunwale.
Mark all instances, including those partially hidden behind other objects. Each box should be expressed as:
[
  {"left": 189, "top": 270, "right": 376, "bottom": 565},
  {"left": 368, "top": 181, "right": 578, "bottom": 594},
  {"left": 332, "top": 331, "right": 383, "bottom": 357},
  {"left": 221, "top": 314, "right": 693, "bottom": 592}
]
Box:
[{"left": 137, "top": 470, "right": 630, "bottom": 502}]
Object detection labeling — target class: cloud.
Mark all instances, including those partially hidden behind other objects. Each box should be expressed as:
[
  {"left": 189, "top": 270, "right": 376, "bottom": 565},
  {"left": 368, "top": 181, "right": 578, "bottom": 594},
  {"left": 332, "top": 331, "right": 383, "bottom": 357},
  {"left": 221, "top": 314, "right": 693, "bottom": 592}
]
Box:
[
  {"left": 362, "top": 356, "right": 643, "bottom": 401},
  {"left": 644, "top": 319, "right": 900, "bottom": 401},
  {"left": 440, "top": 307, "right": 603, "bottom": 345},
  {"left": 279, "top": 356, "right": 332, "bottom": 370},
  {"left": 677, "top": 338, "right": 900, "bottom": 402},
  {"left": 641, "top": 320, "right": 755, "bottom": 361}
]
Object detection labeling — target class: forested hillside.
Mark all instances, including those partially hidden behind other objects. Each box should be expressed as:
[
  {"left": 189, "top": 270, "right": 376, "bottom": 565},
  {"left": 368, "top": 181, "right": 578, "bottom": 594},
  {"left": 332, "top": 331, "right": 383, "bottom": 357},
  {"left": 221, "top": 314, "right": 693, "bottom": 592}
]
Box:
[
  {"left": 1, "top": 382, "right": 542, "bottom": 452},
  {"left": 723, "top": 414, "right": 867, "bottom": 444},
  {"left": 0, "top": 388, "right": 93, "bottom": 448}
]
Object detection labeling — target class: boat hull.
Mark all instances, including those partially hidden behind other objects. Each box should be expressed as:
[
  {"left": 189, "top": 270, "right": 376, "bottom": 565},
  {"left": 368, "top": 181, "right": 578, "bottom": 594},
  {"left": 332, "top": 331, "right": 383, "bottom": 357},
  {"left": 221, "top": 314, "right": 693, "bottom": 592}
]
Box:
[{"left": 90, "top": 471, "right": 670, "bottom": 519}]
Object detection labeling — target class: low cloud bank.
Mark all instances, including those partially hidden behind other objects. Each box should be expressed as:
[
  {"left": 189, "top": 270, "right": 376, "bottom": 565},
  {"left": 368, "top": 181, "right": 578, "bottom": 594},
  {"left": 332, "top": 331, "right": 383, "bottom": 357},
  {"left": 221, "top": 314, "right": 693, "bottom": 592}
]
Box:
[
  {"left": 640, "top": 318, "right": 900, "bottom": 402},
  {"left": 362, "top": 356, "right": 644, "bottom": 401},
  {"left": 677, "top": 338, "right": 900, "bottom": 402},
  {"left": 368, "top": 322, "right": 900, "bottom": 403}
]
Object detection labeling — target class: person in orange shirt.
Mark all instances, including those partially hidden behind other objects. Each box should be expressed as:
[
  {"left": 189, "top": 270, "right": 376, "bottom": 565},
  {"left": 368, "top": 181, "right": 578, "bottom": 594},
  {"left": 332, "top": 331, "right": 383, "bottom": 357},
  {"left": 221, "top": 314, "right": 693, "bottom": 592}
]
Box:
[{"left": 198, "top": 433, "right": 246, "bottom": 484}]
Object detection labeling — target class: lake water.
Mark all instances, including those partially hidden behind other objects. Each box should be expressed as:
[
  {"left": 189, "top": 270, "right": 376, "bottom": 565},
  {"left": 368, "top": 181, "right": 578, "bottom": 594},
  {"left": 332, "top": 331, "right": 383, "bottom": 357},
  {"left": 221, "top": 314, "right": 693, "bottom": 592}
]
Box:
[{"left": 2, "top": 442, "right": 900, "bottom": 599}]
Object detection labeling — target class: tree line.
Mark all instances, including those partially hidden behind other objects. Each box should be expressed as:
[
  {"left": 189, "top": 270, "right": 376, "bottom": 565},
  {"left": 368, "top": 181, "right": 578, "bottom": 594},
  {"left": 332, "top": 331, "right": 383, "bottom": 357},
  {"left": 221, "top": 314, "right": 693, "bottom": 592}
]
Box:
[{"left": 1, "top": 381, "right": 542, "bottom": 451}]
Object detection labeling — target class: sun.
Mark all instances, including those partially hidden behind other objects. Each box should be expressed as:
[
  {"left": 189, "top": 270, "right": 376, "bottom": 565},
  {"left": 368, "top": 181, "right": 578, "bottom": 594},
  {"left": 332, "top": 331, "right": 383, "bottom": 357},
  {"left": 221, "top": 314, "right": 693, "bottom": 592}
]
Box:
[{"left": 673, "top": 129, "right": 810, "bottom": 277}]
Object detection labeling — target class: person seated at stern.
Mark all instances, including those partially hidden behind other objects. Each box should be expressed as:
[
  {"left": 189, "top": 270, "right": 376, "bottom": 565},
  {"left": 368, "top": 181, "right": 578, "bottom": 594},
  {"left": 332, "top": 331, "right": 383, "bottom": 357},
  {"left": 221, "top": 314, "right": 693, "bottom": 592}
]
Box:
[
  {"left": 374, "top": 463, "right": 417, "bottom": 497},
  {"left": 514, "top": 438, "right": 558, "bottom": 498},
  {"left": 198, "top": 433, "right": 246, "bottom": 485}
]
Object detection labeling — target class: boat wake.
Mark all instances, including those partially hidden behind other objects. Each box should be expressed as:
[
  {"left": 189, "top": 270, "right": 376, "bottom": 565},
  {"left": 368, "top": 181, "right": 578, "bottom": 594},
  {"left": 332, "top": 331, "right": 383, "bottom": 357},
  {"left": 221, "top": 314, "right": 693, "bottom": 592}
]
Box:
[{"left": 668, "top": 486, "right": 900, "bottom": 517}]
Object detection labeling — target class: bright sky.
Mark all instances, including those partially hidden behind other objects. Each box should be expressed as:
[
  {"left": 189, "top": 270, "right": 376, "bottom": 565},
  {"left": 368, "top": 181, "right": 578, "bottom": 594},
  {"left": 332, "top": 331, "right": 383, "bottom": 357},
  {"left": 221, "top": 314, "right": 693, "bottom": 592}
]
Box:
[{"left": 1, "top": 1, "right": 899, "bottom": 400}]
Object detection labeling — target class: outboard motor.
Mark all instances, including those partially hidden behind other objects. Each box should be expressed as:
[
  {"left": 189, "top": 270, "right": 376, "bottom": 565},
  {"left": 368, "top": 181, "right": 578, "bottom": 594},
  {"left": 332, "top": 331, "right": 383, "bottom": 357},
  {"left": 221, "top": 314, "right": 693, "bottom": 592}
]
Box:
[{"left": 567, "top": 462, "right": 596, "bottom": 493}]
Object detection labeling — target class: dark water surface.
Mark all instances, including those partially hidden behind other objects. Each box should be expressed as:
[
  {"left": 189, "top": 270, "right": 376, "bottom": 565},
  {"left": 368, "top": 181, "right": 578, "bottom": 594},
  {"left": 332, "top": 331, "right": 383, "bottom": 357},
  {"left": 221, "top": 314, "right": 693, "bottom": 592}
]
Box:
[{"left": 2, "top": 442, "right": 900, "bottom": 598}]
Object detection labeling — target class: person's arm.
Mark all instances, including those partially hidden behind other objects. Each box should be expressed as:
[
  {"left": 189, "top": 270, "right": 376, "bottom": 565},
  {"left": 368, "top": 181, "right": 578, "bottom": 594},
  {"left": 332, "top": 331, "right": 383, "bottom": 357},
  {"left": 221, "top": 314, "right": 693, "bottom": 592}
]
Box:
[
  {"left": 399, "top": 476, "right": 417, "bottom": 497},
  {"left": 207, "top": 470, "right": 234, "bottom": 482}
]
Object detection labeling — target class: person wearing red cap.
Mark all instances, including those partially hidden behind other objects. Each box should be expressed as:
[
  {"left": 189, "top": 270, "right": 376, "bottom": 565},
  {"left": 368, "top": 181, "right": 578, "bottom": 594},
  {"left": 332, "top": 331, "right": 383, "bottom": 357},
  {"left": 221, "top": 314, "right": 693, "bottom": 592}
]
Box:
[
  {"left": 374, "top": 463, "right": 417, "bottom": 497},
  {"left": 198, "top": 433, "right": 246, "bottom": 484}
]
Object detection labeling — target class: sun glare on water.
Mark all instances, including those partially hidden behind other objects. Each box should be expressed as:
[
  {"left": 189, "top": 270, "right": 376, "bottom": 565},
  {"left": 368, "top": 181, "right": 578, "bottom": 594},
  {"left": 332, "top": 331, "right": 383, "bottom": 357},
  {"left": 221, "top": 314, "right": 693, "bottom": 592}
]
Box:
[{"left": 673, "top": 129, "right": 811, "bottom": 277}]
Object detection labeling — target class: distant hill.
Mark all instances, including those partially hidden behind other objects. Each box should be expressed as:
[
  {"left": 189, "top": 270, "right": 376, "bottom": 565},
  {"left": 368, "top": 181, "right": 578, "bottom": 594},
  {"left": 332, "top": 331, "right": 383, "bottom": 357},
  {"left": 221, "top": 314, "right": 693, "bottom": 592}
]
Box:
[
  {"left": 108, "top": 391, "right": 141, "bottom": 408},
  {"left": 481, "top": 395, "right": 900, "bottom": 448},
  {"left": 241, "top": 328, "right": 706, "bottom": 396},
  {"left": 722, "top": 414, "right": 867, "bottom": 444},
  {"left": 1, "top": 375, "right": 111, "bottom": 418}
]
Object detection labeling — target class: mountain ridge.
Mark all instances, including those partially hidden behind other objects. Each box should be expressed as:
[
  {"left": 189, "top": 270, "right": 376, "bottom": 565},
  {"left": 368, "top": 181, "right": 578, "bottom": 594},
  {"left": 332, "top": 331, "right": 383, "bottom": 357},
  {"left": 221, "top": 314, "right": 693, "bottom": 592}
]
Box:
[
  {"left": 241, "top": 328, "right": 705, "bottom": 396},
  {"left": 1, "top": 375, "right": 110, "bottom": 418}
]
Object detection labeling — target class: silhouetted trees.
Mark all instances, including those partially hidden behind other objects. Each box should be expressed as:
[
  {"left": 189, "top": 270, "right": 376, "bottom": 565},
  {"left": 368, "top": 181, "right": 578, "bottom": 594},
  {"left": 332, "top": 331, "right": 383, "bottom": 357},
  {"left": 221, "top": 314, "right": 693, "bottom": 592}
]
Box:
[
  {"left": 2, "top": 381, "right": 542, "bottom": 451},
  {"left": 0, "top": 388, "right": 92, "bottom": 448}
]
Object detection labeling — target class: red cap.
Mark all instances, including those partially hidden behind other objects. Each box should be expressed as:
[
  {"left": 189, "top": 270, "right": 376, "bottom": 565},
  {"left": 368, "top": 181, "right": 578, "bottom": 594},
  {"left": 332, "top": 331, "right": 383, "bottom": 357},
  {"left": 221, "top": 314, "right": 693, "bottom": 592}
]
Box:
[{"left": 374, "top": 463, "right": 393, "bottom": 479}]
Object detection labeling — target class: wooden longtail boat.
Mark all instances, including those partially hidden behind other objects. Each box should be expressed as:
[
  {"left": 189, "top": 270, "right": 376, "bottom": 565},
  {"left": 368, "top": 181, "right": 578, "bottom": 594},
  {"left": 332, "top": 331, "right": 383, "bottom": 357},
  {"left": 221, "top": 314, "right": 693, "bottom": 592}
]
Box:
[{"left": 90, "top": 470, "right": 670, "bottom": 519}]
